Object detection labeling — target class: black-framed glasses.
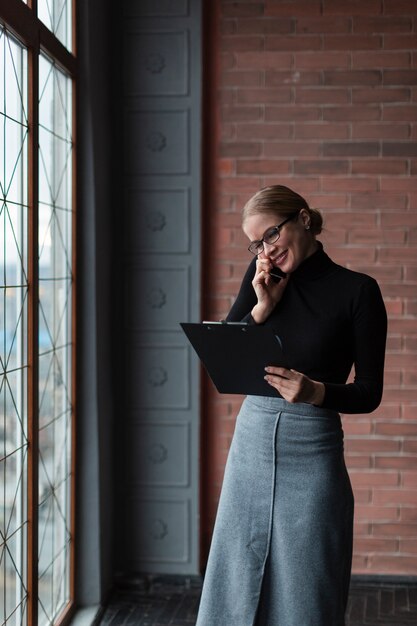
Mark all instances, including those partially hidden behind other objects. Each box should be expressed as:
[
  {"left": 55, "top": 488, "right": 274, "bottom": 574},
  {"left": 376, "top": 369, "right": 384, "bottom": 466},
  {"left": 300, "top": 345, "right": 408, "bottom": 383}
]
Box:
[{"left": 247, "top": 211, "right": 300, "bottom": 255}]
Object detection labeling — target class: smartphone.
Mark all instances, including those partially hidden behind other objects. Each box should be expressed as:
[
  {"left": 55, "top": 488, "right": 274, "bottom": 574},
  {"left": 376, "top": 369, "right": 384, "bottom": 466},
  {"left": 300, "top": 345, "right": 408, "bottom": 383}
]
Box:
[{"left": 269, "top": 267, "right": 286, "bottom": 283}]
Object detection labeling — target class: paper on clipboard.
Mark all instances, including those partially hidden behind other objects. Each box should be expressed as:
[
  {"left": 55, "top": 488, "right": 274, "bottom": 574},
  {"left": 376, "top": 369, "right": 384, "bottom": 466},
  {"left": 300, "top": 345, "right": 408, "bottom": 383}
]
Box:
[{"left": 180, "top": 321, "right": 287, "bottom": 396}]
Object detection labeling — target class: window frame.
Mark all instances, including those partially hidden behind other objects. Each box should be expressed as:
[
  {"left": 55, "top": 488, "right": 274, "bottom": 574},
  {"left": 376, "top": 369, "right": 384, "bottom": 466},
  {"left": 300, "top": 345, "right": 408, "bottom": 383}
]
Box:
[{"left": 0, "top": 1, "right": 77, "bottom": 625}]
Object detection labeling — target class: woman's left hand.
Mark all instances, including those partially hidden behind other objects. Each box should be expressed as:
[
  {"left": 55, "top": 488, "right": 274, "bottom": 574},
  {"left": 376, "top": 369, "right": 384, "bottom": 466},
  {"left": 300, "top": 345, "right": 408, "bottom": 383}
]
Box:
[{"left": 264, "top": 367, "right": 325, "bottom": 406}]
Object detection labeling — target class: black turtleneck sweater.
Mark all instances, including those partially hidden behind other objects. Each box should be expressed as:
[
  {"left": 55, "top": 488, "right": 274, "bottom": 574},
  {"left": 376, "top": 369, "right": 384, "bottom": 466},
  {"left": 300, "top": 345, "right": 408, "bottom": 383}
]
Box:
[{"left": 226, "top": 243, "right": 387, "bottom": 414}]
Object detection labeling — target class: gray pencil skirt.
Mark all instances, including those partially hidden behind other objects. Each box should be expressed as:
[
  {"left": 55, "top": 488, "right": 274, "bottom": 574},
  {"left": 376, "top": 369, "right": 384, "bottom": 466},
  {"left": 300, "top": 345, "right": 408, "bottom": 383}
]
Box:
[{"left": 196, "top": 396, "right": 354, "bottom": 626}]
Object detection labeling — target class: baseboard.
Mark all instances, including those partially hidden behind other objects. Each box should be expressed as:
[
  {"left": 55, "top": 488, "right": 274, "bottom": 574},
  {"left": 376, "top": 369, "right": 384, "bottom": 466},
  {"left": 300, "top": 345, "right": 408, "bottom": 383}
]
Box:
[{"left": 351, "top": 573, "right": 417, "bottom": 585}]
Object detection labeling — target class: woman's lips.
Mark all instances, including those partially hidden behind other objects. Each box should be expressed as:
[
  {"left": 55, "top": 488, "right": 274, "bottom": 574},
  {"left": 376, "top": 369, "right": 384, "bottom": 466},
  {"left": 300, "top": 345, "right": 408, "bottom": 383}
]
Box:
[{"left": 272, "top": 250, "right": 288, "bottom": 266}]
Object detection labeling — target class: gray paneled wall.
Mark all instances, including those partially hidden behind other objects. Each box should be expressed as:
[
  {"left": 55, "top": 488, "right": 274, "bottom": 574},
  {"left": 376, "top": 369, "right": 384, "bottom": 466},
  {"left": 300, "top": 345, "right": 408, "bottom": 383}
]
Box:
[{"left": 120, "top": 0, "right": 201, "bottom": 574}]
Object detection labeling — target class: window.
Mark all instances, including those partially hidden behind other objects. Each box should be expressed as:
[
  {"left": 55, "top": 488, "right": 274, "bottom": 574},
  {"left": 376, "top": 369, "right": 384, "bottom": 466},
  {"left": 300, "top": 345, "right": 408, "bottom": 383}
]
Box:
[{"left": 0, "top": 2, "right": 76, "bottom": 624}]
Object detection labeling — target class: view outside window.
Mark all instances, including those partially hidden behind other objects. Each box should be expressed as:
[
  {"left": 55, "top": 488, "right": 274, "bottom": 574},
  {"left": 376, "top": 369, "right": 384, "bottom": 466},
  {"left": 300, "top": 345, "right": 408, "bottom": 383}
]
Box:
[
  {"left": 38, "top": 0, "right": 72, "bottom": 52},
  {"left": 0, "top": 26, "right": 29, "bottom": 626},
  {"left": 0, "top": 2, "right": 75, "bottom": 623},
  {"left": 38, "top": 54, "right": 73, "bottom": 625}
]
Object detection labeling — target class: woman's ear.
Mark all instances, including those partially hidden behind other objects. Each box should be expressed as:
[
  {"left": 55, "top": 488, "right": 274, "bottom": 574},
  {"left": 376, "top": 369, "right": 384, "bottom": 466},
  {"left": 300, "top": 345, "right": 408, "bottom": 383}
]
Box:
[{"left": 299, "top": 208, "right": 311, "bottom": 230}]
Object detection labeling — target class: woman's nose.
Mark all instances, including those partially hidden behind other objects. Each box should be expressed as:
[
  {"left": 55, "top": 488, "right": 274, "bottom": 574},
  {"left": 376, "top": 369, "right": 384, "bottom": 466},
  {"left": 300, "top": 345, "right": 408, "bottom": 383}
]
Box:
[{"left": 262, "top": 241, "right": 276, "bottom": 257}]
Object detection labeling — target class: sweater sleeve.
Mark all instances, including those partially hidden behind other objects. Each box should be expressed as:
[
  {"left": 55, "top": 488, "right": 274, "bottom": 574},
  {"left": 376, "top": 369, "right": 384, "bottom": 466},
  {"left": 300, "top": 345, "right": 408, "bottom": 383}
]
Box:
[
  {"left": 226, "top": 257, "right": 258, "bottom": 324},
  {"left": 322, "top": 277, "right": 387, "bottom": 414}
]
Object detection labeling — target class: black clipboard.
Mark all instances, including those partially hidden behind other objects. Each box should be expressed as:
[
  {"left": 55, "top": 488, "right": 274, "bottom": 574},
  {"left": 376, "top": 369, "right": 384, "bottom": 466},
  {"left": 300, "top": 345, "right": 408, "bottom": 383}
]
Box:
[{"left": 180, "top": 321, "right": 288, "bottom": 396}]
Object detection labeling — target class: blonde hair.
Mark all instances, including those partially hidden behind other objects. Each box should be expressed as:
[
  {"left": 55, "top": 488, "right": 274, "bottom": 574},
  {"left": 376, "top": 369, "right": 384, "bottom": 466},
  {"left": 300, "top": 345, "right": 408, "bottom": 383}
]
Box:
[{"left": 242, "top": 185, "right": 323, "bottom": 236}]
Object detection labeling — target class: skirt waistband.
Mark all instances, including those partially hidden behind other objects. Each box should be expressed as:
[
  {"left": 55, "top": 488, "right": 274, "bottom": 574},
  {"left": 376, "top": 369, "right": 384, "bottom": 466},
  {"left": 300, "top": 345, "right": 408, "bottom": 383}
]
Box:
[{"left": 245, "top": 395, "right": 340, "bottom": 420}]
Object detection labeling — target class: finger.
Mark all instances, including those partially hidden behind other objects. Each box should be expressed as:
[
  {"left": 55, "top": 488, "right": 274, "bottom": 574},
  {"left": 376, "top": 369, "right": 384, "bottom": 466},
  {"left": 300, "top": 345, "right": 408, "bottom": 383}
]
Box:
[{"left": 264, "top": 366, "right": 292, "bottom": 378}]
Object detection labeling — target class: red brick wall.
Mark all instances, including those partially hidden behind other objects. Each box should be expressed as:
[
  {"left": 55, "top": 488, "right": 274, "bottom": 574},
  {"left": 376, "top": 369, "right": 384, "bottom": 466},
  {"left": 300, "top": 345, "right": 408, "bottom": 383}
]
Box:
[{"left": 202, "top": 0, "right": 417, "bottom": 576}]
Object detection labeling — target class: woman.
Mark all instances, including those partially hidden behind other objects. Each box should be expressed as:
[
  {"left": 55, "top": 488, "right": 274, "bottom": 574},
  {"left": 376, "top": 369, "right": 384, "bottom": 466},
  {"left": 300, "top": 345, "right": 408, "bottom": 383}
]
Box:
[{"left": 196, "top": 185, "right": 387, "bottom": 626}]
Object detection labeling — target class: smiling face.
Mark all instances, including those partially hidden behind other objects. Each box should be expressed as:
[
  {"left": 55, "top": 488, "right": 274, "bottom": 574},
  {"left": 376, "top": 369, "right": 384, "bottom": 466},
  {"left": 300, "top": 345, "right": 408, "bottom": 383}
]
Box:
[{"left": 243, "top": 209, "right": 318, "bottom": 274}]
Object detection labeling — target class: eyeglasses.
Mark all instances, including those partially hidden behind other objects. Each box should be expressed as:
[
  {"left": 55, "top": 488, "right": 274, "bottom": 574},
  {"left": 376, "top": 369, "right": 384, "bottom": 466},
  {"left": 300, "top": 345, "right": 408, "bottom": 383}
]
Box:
[{"left": 247, "top": 211, "right": 300, "bottom": 256}]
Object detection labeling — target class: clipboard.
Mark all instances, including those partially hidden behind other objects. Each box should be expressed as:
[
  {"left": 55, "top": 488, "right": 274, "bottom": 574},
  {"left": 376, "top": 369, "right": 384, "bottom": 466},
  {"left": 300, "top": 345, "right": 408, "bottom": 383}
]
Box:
[{"left": 180, "top": 321, "right": 288, "bottom": 396}]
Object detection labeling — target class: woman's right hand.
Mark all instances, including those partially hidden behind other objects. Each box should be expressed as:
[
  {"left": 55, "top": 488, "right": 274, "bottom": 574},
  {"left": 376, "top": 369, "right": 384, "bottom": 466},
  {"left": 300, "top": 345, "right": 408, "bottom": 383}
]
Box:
[{"left": 251, "top": 258, "right": 289, "bottom": 324}]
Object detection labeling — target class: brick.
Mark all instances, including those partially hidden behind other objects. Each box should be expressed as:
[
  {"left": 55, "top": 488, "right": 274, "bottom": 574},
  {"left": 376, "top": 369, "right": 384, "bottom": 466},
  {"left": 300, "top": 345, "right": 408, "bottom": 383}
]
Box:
[
  {"left": 323, "top": 142, "right": 380, "bottom": 157},
  {"left": 355, "top": 505, "right": 399, "bottom": 520},
  {"left": 294, "top": 123, "right": 350, "bottom": 140},
  {"left": 323, "top": 0, "right": 383, "bottom": 15},
  {"left": 403, "top": 439, "right": 417, "bottom": 453},
  {"left": 221, "top": 51, "right": 236, "bottom": 71},
  {"left": 348, "top": 229, "right": 405, "bottom": 244},
  {"left": 349, "top": 472, "right": 399, "bottom": 488},
  {"left": 221, "top": 19, "right": 237, "bottom": 36},
  {"left": 222, "top": 35, "right": 264, "bottom": 51},
  {"left": 342, "top": 421, "right": 372, "bottom": 436},
  {"left": 294, "top": 160, "right": 349, "bottom": 175},
  {"left": 265, "top": 69, "right": 322, "bottom": 87},
  {"left": 324, "top": 70, "right": 382, "bottom": 86},
  {"left": 383, "top": 105, "right": 417, "bottom": 121},
  {"left": 324, "top": 35, "right": 383, "bottom": 50},
  {"left": 235, "top": 51, "right": 293, "bottom": 69},
  {"left": 353, "top": 16, "right": 413, "bottom": 33},
  {"left": 265, "top": 1, "right": 322, "bottom": 17},
  {"left": 264, "top": 142, "right": 320, "bottom": 157},
  {"left": 372, "top": 522, "right": 417, "bottom": 537},
  {"left": 384, "top": 0, "right": 417, "bottom": 15},
  {"left": 384, "top": 70, "right": 417, "bottom": 85},
  {"left": 351, "top": 193, "right": 407, "bottom": 211},
  {"left": 218, "top": 158, "right": 235, "bottom": 177},
  {"left": 345, "top": 455, "right": 372, "bottom": 469},
  {"left": 295, "top": 51, "right": 350, "bottom": 69},
  {"left": 353, "top": 51, "right": 412, "bottom": 69},
  {"left": 384, "top": 34, "right": 417, "bottom": 49},
  {"left": 236, "top": 87, "right": 292, "bottom": 104},
  {"left": 405, "top": 300, "right": 417, "bottom": 315},
  {"left": 351, "top": 554, "right": 368, "bottom": 571},
  {"left": 323, "top": 106, "right": 381, "bottom": 122},
  {"left": 353, "top": 87, "right": 411, "bottom": 104},
  {"left": 380, "top": 177, "right": 417, "bottom": 191},
  {"left": 221, "top": 105, "right": 262, "bottom": 122},
  {"left": 321, "top": 177, "right": 378, "bottom": 192},
  {"left": 324, "top": 213, "right": 377, "bottom": 228},
  {"left": 375, "top": 422, "right": 417, "bottom": 436},
  {"left": 378, "top": 247, "right": 417, "bottom": 262},
  {"left": 381, "top": 213, "right": 417, "bottom": 227},
  {"left": 265, "top": 106, "right": 321, "bottom": 121},
  {"left": 236, "top": 17, "right": 294, "bottom": 35},
  {"left": 375, "top": 456, "right": 417, "bottom": 470},
  {"left": 383, "top": 143, "right": 417, "bottom": 157},
  {"left": 265, "top": 35, "right": 322, "bottom": 51},
  {"left": 399, "top": 539, "right": 417, "bottom": 554},
  {"left": 222, "top": 70, "right": 263, "bottom": 87},
  {"left": 346, "top": 438, "right": 401, "bottom": 453},
  {"left": 402, "top": 471, "right": 417, "bottom": 487},
  {"left": 295, "top": 88, "right": 349, "bottom": 104},
  {"left": 352, "top": 159, "right": 408, "bottom": 176},
  {"left": 367, "top": 555, "right": 417, "bottom": 574},
  {"left": 222, "top": 3, "right": 264, "bottom": 18},
  {"left": 354, "top": 538, "right": 398, "bottom": 552},
  {"left": 235, "top": 123, "right": 292, "bottom": 141},
  {"left": 384, "top": 300, "right": 404, "bottom": 315},
  {"left": 353, "top": 521, "right": 372, "bottom": 536},
  {"left": 374, "top": 489, "right": 417, "bottom": 506},
  {"left": 220, "top": 142, "right": 261, "bottom": 157},
  {"left": 308, "top": 194, "right": 349, "bottom": 209},
  {"left": 296, "top": 17, "right": 351, "bottom": 34},
  {"left": 220, "top": 89, "right": 235, "bottom": 105},
  {"left": 352, "top": 123, "right": 410, "bottom": 139},
  {"left": 401, "top": 507, "right": 417, "bottom": 523},
  {"left": 236, "top": 159, "right": 291, "bottom": 175}
]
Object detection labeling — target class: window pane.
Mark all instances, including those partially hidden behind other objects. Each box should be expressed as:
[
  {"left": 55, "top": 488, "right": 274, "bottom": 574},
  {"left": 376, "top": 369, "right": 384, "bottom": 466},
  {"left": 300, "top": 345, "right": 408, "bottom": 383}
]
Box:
[
  {"left": 0, "top": 26, "right": 29, "bottom": 626},
  {"left": 38, "top": 0, "right": 72, "bottom": 53},
  {"left": 38, "top": 53, "right": 73, "bottom": 626}
]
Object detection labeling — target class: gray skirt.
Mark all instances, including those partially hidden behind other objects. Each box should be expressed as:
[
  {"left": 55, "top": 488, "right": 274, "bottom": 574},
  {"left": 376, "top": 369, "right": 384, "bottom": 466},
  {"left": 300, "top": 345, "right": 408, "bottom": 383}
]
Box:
[{"left": 196, "top": 396, "right": 354, "bottom": 626}]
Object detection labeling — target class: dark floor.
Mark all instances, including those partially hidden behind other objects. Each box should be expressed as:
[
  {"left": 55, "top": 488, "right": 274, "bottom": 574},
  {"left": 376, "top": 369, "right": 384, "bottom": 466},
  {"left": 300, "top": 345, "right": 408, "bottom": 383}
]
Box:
[{"left": 98, "top": 576, "right": 417, "bottom": 626}]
